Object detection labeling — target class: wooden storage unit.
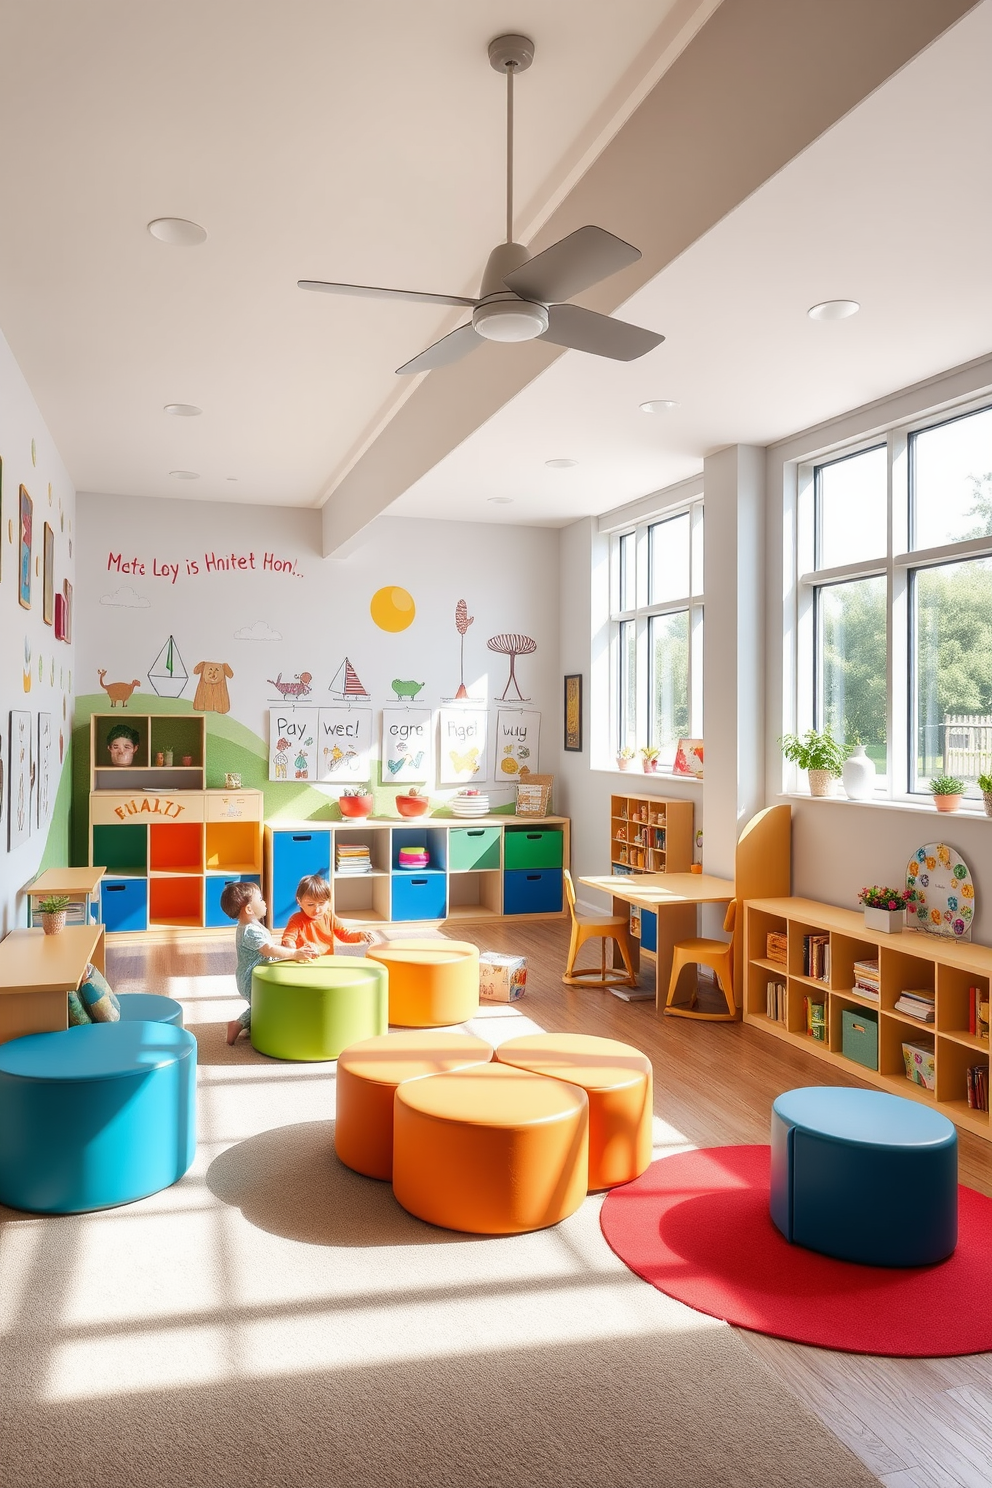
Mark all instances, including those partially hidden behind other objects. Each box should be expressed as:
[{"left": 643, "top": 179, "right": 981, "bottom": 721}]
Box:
[
  {"left": 265, "top": 816, "right": 570, "bottom": 932},
  {"left": 608, "top": 794, "right": 693, "bottom": 966},
  {"left": 744, "top": 896, "right": 992, "bottom": 1140}
]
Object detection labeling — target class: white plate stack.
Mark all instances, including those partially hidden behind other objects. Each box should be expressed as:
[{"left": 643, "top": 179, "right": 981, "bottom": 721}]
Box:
[{"left": 450, "top": 792, "right": 490, "bottom": 818}]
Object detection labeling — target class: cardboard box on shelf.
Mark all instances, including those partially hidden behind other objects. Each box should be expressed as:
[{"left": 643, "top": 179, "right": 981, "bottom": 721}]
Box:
[{"left": 479, "top": 952, "right": 527, "bottom": 1002}]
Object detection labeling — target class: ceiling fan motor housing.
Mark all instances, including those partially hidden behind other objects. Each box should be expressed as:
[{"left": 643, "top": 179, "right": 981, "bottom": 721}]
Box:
[{"left": 473, "top": 241, "right": 548, "bottom": 342}]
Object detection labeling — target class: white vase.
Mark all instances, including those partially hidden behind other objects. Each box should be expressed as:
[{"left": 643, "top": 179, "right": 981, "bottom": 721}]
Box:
[{"left": 842, "top": 744, "right": 876, "bottom": 801}]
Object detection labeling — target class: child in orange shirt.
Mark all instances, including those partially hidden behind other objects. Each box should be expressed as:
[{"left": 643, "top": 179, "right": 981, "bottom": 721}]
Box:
[{"left": 281, "top": 874, "right": 377, "bottom": 953}]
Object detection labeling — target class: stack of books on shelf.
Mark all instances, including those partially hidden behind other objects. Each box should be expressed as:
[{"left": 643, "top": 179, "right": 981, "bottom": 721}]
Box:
[
  {"left": 802, "top": 933, "right": 830, "bottom": 982},
  {"left": 766, "top": 931, "right": 788, "bottom": 966},
  {"left": 967, "top": 986, "right": 990, "bottom": 1042},
  {"left": 336, "top": 844, "right": 372, "bottom": 875},
  {"left": 852, "top": 958, "right": 880, "bottom": 1001},
  {"left": 894, "top": 989, "right": 935, "bottom": 1023},
  {"left": 803, "top": 995, "right": 827, "bottom": 1041},
  {"left": 966, "top": 1064, "right": 989, "bottom": 1111},
  {"left": 765, "top": 979, "right": 786, "bottom": 1022}
]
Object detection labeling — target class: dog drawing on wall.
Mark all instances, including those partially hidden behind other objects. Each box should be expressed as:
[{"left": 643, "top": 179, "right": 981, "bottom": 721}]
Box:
[{"left": 192, "top": 660, "right": 234, "bottom": 714}]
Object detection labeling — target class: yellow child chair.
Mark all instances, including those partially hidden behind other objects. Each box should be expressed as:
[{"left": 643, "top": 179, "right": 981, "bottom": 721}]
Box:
[
  {"left": 562, "top": 870, "right": 637, "bottom": 990},
  {"left": 663, "top": 899, "right": 736, "bottom": 1020}
]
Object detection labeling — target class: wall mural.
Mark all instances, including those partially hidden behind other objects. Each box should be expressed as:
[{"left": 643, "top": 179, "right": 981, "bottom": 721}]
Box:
[
  {"left": 8, "top": 710, "right": 32, "bottom": 849},
  {"left": 487, "top": 632, "right": 537, "bottom": 701},
  {"left": 98, "top": 669, "right": 141, "bottom": 708},
  {"left": 267, "top": 670, "right": 313, "bottom": 701},
  {"left": 370, "top": 585, "right": 416, "bottom": 632},
  {"left": 452, "top": 599, "right": 474, "bottom": 700},
  {"left": 192, "top": 660, "right": 233, "bottom": 713},
  {"left": 18, "top": 485, "right": 32, "bottom": 610},
  {"left": 268, "top": 710, "right": 316, "bottom": 780},
  {"left": 148, "top": 634, "right": 188, "bottom": 697},
  {"left": 318, "top": 707, "right": 373, "bottom": 782},
  {"left": 329, "top": 657, "right": 370, "bottom": 700},
  {"left": 438, "top": 707, "right": 487, "bottom": 785},
  {"left": 36, "top": 711, "right": 52, "bottom": 828}
]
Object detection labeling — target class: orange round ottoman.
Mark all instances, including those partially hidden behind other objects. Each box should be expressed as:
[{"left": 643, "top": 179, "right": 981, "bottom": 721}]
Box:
[
  {"left": 495, "top": 1033, "right": 653, "bottom": 1190},
  {"left": 366, "top": 939, "right": 480, "bottom": 1027},
  {"left": 392, "top": 1062, "right": 589, "bottom": 1234},
  {"left": 334, "top": 1031, "right": 494, "bottom": 1179}
]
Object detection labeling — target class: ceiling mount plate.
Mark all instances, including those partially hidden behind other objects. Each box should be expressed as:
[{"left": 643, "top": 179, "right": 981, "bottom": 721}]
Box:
[{"left": 488, "top": 34, "right": 534, "bottom": 74}]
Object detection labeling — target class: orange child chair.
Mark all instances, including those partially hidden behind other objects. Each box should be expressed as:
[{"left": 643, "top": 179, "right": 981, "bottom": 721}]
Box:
[
  {"left": 562, "top": 870, "right": 637, "bottom": 991},
  {"left": 663, "top": 900, "right": 737, "bottom": 1020}
]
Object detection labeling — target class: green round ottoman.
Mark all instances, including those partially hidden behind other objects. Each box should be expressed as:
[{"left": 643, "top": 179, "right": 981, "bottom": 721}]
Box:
[{"left": 250, "top": 956, "right": 388, "bottom": 1061}]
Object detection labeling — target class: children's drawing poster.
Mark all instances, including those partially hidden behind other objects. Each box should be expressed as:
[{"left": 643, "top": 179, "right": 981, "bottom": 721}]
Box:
[
  {"left": 317, "top": 707, "right": 373, "bottom": 782},
  {"left": 8, "top": 710, "right": 32, "bottom": 848},
  {"left": 36, "top": 712, "right": 52, "bottom": 828},
  {"left": 494, "top": 709, "right": 540, "bottom": 781},
  {"left": 380, "top": 707, "right": 431, "bottom": 784},
  {"left": 438, "top": 708, "right": 488, "bottom": 784},
  {"left": 268, "top": 709, "right": 317, "bottom": 781}
]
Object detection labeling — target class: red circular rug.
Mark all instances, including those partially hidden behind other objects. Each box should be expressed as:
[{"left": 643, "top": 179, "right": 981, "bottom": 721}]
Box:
[{"left": 600, "top": 1145, "right": 992, "bottom": 1356}]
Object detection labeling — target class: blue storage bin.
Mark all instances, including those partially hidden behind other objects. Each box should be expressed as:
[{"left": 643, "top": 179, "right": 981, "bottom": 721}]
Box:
[
  {"left": 205, "top": 874, "right": 261, "bottom": 928},
  {"left": 641, "top": 909, "right": 657, "bottom": 953},
  {"left": 503, "top": 869, "right": 563, "bottom": 916},
  {"left": 100, "top": 877, "right": 148, "bottom": 933},
  {"left": 390, "top": 872, "right": 447, "bottom": 921},
  {"left": 271, "top": 829, "right": 331, "bottom": 926}
]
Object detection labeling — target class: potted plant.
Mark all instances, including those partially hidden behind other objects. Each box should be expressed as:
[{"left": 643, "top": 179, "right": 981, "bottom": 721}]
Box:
[
  {"left": 928, "top": 775, "right": 965, "bottom": 812},
  {"left": 395, "top": 785, "right": 430, "bottom": 818},
  {"left": 616, "top": 746, "right": 635, "bottom": 772},
  {"left": 339, "top": 786, "right": 374, "bottom": 819},
  {"left": 779, "top": 729, "right": 844, "bottom": 797},
  {"left": 640, "top": 746, "right": 660, "bottom": 774},
  {"left": 859, "top": 885, "right": 912, "bottom": 934},
  {"left": 37, "top": 895, "right": 70, "bottom": 936},
  {"left": 978, "top": 772, "right": 992, "bottom": 818}
]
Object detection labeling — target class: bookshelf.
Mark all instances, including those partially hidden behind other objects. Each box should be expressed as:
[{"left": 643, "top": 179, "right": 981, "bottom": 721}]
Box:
[
  {"left": 744, "top": 897, "right": 991, "bottom": 1140},
  {"left": 609, "top": 793, "right": 693, "bottom": 876}
]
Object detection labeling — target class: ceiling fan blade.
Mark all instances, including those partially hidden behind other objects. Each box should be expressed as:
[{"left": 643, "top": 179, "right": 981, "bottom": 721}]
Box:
[
  {"left": 502, "top": 226, "right": 641, "bottom": 304},
  {"left": 396, "top": 322, "right": 482, "bottom": 375},
  {"left": 540, "top": 303, "right": 664, "bottom": 362},
  {"left": 298, "top": 280, "right": 477, "bottom": 309}
]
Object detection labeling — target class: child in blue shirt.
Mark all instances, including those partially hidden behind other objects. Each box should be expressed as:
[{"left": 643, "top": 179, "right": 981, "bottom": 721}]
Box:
[{"left": 221, "top": 881, "right": 318, "bottom": 1045}]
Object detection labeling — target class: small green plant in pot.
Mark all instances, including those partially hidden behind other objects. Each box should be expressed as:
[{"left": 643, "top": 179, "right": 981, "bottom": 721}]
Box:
[
  {"left": 37, "top": 894, "right": 70, "bottom": 935},
  {"left": 978, "top": 772, "right": 992, "bottom": 818},
  {"left": 616, "top": 746, "right": 635, "bottom": 771},
  {"left": 640, "top": 746, "right": 660, "bottom": 774},
  {"left": 928, "top": 775, "right": 966, "bottom": 813},
  {"left": 779, "top": 729, "right": 844, "bottom": 797}
]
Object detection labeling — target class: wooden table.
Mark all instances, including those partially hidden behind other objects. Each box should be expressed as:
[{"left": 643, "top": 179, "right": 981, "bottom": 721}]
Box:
[
  {"left": 0, "top": 924, "right": 106, "bottom": 1044},
  {"left": 24, "top": 866, "right": 105, "bottom": 928},
  {"left": 579, "top": 872, "right": 735, "bottom": 1011}
]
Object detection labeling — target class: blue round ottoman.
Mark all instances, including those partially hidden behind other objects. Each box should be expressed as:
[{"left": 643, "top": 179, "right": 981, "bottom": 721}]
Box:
[
  {"left": 770, "top": 1086, "right": 957, "bottom": 1267},
  {"left": 0, "top": 1022, "right": 197, "bottom": 1213},
  {"left": 116, "top": 992, "right": 184, "bottom": 1026}
]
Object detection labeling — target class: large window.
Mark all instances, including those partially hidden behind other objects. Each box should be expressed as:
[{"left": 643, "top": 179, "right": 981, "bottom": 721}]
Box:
[
  {"left": 795, "top": 401, "right": 992, "bottom": 800},
  {"left": 611, "top": 501, "right": 703, "bottom": 769}
]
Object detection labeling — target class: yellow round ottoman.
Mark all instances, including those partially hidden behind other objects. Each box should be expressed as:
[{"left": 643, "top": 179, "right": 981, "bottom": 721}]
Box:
[
  {"left": 334, "top": 1031, "right": 494, "bottom": 1179},
  {"left": 366, "top": 939, "right": 480, "bottom": 1027},
  {"left": 495, "top": 1033, "right": 653, "bottom": 1190},
  {"left": 392, "top": 1062, "right": 589, "bottom": 1234}
]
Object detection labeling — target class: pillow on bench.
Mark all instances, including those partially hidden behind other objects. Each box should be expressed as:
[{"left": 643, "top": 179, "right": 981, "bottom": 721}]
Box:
[{"left": 77, "top": 964, "right": 120, "bottom": 1023}]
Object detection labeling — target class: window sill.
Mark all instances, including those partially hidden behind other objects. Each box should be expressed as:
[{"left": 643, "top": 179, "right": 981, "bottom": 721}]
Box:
[
  {"left": 784, "top": 791, "right": 991, "bottom": 818},
  {"left": 595, "top": 766, "right": 703, "bottom": 785}
]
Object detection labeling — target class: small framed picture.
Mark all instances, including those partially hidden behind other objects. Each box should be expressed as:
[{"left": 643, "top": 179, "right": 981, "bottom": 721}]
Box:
[
  {"left": 43, "top": 523, "right": 55, "bottom": 625},
  {"left": 563, "top": 674, "right": 582, "bottom": 752},
  {"left": 18, "top": 485, "right": 32, "bottom": 610},
  {"left": 673, "top": 738, "right": 704, "bottom": 778}
]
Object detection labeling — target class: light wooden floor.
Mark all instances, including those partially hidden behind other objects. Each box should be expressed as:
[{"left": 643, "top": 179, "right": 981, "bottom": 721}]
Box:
[{"left": 110, "top": 917, "right": 992, "bottom": 1488}]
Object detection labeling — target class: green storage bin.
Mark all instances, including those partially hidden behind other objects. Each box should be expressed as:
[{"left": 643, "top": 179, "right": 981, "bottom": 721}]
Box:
[
  {"left": 503, "top": 828, "right": 563, "bottom": 870},
  {"left": 448, "top": 827, "right": 501, "bottom": 871},
  {"left": 841, "top": 1007, "right": 878, "bottom": 1071}
]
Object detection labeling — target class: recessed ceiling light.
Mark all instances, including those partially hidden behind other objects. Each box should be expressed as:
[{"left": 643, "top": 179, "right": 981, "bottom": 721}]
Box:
[
  {"left": 488, "top": 496, "right": 513, "bottom": 504},
  {"left": 169, "top": 470, "right": 200, "bottom": 480},
  {"left": 545, "top": 458, "right": 578, "bottom": 469},
  {"left": 639, "top": 399, "right": 679, "bottom": 413},
  {"left": 807, "top": 299, "right": 860, "bottom": 321},
  {"left": 147, "top": 217, "right": 207, "bottom": 247},
  {"left": 163, "top": 403, "right": 202, "bottom": 417}
]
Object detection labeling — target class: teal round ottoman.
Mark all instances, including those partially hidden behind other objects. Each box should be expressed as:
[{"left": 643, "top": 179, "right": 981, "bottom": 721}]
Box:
[
  {"left": 0, "top": 1022, "right": 197, "bottom": 1213},
  {"left": 250, "top": 956, "right": 388, "bottom": 1061},
  {"left": 117, "top": 992, "right": 184, "bottom": 1025}
]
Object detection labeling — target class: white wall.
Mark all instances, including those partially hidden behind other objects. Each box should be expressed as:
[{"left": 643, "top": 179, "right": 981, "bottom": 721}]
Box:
[{"left": 0, "top": 330, "right": 76, "bottom": 932}]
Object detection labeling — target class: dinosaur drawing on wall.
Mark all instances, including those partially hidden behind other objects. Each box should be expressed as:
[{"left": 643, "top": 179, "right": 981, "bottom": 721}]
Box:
[{"left": 98, "top": 670, "right": 141, "bottom": 708}]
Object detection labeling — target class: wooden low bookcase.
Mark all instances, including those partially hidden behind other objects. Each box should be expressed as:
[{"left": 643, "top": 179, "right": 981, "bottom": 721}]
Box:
[{"left": 744, "top": 897, "right": 991, "bottom": 1141}]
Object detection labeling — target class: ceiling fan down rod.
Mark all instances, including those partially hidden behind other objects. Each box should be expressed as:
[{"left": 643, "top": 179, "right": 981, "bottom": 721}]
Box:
[{"left": 488, "top": 34, "right": 534, "bottom": 246}]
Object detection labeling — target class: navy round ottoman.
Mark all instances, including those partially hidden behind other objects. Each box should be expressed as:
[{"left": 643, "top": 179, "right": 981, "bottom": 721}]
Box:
[
  {"left": 0, "top": 1022, "right": 197, "bottom": 1214},
  {"left": 770, "top": 1086, "right": 958, "bottom": 1266},
  {"left": 116, "top": 992, "right": 184, "bottom": 1026}
]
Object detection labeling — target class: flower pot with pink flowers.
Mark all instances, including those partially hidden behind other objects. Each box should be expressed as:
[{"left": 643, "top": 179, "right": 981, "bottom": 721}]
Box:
[
  {"left": 640, "top": 747, "right": 660, "bottom": 774},
  {"left": 859, "top": 885, "right": 913, "bottom": 934}
]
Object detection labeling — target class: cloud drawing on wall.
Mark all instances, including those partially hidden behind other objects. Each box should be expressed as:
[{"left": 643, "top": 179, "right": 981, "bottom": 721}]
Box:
[
  {"left": 234, "top": 620, "right": 282, "bottom": 641},
  {"left": 101, "top": 586, "right": 150, "bottom": 608}
]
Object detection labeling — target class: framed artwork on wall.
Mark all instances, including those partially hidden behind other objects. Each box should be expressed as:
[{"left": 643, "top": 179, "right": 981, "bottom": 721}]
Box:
[
  {"left": 563, "top": 674, "right": 582, "bottom": 752},
  {"left": 43, "top": 523, "right": 55, "bottom": 625},
  {"left": 18, "top": 485, "right": 32, "bottom": 609},
  {"left": 8, "top": 710, "right": 32, "bottom": 849}
]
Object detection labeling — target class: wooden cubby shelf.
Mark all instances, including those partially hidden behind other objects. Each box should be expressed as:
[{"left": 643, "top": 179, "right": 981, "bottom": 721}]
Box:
[{"left": 744, "top": 897, "right": 992, "bottom": 1141}]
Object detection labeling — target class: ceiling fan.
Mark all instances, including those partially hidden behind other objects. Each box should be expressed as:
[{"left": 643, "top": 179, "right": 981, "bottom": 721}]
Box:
[{"left": 299, "top": 34, "right": 664, "bottom": 375}]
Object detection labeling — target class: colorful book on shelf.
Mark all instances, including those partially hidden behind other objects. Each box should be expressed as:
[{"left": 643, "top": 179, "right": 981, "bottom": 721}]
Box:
[
  {"left": 894, "top": 991, "right": 936, "bottom": 1022},
  {"left": 802, "top": 933, "right": 830, "bottom": 982},
  {"left": 966, "top": 1064, "right": 989, "bottom": 1111},
  {"left": 765, "top": 979, "right": 786, "bottom": 1022},
  {"left": 804, "top": 995, "right": 826, "bottom": 1041},
  {"left": 970, "top": 985, "right": 990, "bottom": 1042}
]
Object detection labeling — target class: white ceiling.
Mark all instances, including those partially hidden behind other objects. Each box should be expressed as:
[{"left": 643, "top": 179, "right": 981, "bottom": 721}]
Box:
[
  {"left": 1, "top": 1, "right": 988, "bottom": 528},
  {"left": 392, "top": 0, "right": 992, "bottom": 525},
  {"left": 0, "top": 0, "right": 705, "bottom": 507}
]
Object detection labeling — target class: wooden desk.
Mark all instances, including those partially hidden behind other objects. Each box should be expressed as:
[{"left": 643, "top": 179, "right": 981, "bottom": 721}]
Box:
[
  {"left": 0, "top": 924, "right": 106, "bottom": 1044},
  {"left": 579, "top": 872, "right": 734, "bottom": 1010},
  {"left": 25, "top": 866, "right": 105, "bottom": 927}
]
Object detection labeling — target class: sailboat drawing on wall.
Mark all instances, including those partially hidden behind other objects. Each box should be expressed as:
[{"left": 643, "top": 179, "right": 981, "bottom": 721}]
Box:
[
  {"left": 148, "top": 635, "right": 189, "bottom": 698},
  {"left": 328, "top": 657, "right": 371, "bottom": 700}
]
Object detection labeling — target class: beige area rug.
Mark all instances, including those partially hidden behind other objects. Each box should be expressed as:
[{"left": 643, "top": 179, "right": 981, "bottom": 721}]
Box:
[{"left": 0, "top": 969, "right": 881, "bottom": 1488}]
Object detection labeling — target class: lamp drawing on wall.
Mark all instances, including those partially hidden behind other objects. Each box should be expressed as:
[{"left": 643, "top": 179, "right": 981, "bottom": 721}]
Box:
[
  {"left": 488, "top": 633, "right": 536, "bottom": 701},
  {"left": 148, "top": 635, "right": 189, "bottom": 698}
]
